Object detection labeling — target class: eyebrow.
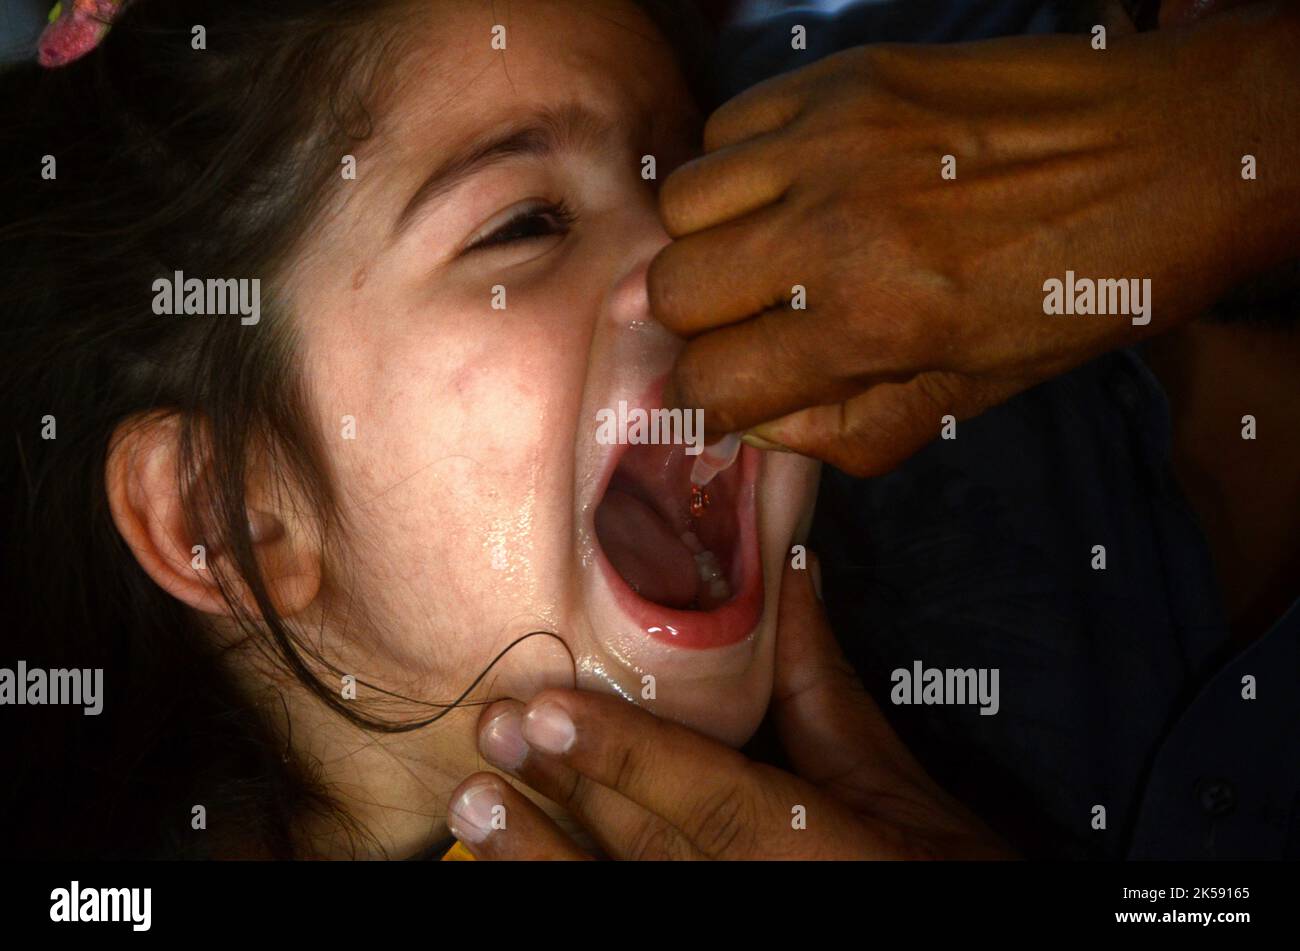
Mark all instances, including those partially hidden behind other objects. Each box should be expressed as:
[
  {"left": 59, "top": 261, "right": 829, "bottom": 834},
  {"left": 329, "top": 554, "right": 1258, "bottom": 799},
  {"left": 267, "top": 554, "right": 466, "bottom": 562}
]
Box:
[{"left": 392, "top": 103, "right": 620, "bottom": 239}]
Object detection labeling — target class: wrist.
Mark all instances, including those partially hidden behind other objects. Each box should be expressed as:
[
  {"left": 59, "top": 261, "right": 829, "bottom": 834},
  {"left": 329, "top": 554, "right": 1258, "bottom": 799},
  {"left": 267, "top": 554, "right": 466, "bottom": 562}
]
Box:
[{"left": 1181, "top": 3, "right": 1300, "bottom": 284}]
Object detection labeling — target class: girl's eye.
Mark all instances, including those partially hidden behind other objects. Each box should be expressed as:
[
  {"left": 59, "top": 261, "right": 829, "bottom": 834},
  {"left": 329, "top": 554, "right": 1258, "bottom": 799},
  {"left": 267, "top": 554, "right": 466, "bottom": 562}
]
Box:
[{"left": 464, "top": 201, "right": 577, "bottom": 254}]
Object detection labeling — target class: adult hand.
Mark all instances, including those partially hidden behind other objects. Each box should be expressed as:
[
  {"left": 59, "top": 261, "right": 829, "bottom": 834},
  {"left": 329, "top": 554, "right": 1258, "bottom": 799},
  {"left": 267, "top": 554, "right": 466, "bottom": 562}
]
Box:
[
  {"left": 649, "top": 2, "right": 1300, "bottom": 476},
  {"left": 444, "top": 558, "right": 1011, "bottom": 859}
]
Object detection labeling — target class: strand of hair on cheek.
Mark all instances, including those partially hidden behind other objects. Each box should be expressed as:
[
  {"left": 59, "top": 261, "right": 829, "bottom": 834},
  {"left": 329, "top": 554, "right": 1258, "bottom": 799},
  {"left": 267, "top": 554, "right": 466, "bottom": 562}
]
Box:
[{"left": 320, "top": 630, "right": 578, "bottom": 732}]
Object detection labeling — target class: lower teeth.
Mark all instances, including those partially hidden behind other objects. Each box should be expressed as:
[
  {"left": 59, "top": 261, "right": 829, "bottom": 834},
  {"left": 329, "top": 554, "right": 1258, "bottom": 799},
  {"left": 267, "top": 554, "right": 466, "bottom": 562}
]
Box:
[
  {"left": 694, "top": 550, "right": 722, "bottom": 581},
  {"left": 693, "top": 548, "right": 732, "bottom": 602},
  {"left": 672, "top": 535, "right": 733, "bottom": 607}
]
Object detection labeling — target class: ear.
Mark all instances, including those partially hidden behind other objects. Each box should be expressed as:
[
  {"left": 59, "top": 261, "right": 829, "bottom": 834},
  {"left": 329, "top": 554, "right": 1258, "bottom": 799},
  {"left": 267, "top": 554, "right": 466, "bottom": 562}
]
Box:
[{"left": 105, "top": 412, "right": 322, "bottom": 620}]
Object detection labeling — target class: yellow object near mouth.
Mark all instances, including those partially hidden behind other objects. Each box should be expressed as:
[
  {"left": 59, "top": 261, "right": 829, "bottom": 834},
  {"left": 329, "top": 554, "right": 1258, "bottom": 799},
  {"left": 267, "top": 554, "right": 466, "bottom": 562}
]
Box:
[{"left": 440, "top": 840, "right": 476, "bottom": 861}]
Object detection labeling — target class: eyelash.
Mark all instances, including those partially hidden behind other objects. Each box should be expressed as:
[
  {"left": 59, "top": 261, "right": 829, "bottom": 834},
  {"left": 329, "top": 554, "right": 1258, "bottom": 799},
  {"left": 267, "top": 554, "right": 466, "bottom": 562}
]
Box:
[{"left": 464, "top": 200, "right": 577, "bottom": 254}]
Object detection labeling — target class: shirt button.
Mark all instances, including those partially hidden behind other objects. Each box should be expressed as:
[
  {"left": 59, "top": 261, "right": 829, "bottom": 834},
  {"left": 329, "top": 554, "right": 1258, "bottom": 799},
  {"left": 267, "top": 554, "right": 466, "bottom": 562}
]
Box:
[{"left": 1196, "top": 778, "right": 1236, "bottom": 817}]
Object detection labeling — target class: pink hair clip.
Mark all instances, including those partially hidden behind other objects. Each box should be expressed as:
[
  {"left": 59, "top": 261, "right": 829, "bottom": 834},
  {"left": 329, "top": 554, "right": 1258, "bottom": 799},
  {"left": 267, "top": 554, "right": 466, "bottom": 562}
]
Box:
[{"left": 38, "top": 0, "right": 132, "bottom": 68}]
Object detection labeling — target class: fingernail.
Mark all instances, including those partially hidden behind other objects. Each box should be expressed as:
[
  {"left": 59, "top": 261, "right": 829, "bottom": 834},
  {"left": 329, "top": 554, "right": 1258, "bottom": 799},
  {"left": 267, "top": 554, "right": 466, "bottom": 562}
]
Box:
[
  {"left": 741, "top": 432, "right": 792, "bottom": 453},
  {"left": 522, "top": 702, "right": 576, "bottom": 754},
  {"left": 448, "top": 781, "right": 504, "bottom": 844},
  {"left": 479, "top": 709, "right": 528, "bottom": 770},
  {"left": 810, "top": 552, "right": 823, "bottom": 603}
]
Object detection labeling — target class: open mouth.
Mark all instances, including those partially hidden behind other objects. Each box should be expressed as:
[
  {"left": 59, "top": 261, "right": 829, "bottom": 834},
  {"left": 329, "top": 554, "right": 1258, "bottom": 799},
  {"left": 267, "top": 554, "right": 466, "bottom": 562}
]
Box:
[{"left": 593, "top": 434, "right": 763, "bottom": 650}]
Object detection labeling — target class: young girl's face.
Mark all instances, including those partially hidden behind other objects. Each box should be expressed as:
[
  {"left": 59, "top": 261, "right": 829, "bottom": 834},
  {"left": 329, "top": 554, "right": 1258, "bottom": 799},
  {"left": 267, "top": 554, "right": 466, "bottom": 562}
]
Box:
[{"left": 290, "top": 0, "right": 819, "bottom": 749}]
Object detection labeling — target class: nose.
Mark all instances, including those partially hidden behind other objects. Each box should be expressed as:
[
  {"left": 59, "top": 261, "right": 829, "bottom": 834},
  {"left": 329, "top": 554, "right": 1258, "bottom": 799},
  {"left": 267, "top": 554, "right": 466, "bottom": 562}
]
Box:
[{"left": 605, "top": 237, "right": 670, "bottom": 328}]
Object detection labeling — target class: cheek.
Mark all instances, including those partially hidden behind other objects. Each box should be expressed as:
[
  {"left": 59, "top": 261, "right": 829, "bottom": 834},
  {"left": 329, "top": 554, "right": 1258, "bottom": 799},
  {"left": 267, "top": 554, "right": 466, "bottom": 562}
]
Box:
[{"left": 302, "top": 290, "right": 594, "bottom": 672}]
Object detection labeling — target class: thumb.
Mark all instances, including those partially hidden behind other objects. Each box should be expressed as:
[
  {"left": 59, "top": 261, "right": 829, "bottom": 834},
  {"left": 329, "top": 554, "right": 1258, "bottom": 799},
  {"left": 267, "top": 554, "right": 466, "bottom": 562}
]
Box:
[
  {"left": 771, "top": 553, "right": 926, "bottom": 800},
  {"left": 749, "top": 372, "right": 1025, "bottom": 479}
]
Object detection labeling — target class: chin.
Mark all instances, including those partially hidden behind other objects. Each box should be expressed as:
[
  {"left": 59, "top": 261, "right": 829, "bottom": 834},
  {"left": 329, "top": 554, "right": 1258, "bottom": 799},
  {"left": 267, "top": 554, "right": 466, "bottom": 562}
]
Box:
[{"left": 573, "top": 373, "right": 821, "bottom": 747}]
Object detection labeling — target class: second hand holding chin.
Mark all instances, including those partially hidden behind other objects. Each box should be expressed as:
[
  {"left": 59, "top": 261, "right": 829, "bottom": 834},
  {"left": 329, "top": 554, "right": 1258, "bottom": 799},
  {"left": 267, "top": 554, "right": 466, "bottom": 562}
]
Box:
[{"left": 445, "top": 557, "right": 1012, "bottom": 860}]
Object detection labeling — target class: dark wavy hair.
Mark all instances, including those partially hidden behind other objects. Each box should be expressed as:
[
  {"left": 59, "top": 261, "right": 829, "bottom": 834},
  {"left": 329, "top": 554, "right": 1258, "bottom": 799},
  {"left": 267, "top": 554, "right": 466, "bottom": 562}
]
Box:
[{"left": 0, "top": 0, "right": 709, "bottom": 860}]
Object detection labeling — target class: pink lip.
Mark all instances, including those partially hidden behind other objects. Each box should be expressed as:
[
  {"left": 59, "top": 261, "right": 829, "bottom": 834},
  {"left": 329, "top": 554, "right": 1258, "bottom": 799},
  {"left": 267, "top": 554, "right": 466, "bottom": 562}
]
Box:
[{"left": 589, "top": 379, "right": 765, "bottom": 650}]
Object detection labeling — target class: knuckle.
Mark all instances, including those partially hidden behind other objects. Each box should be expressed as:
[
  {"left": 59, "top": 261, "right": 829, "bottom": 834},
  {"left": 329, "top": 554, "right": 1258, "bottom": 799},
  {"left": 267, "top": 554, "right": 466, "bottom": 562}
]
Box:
[
  {"left": 557, "top": 770, "right": 594, "bottom": 815},
  {"left": 682, "top": 779, "right": 757, "bottom": 859},
  {"left": 870, "top": 299, "right": 928, "bottom": 372},
  {"left": 702, "top": 79, "right": 788, "bottom": 150},
  {"left": 802, "top": 187, "right": 855, "bottom": 251},
  {"left": 946, "top": 117, "right": 990, "bottom": 165},
  {"left": 759, "top": 309, "right": 816, "bottom": 383},
  {"left": 835, "top": 397, "right": 929, "bottom": 477},
  {"left": 852, "top": 44, "right": 912, "bottom": 93},
  {"left": 801, "top": 205, "right": 943, "bottom": 376},
  {"left": 646, "top": 246, "right": 690, "bottom": 328},
  {"left": 913, "top": 371, "right": 967, "bottom": 412},
  {"left": 627, "top": 819, "right": 695, "bottom": 861},
  {"left": 702, "top": 402, "right": 740, "bottom": 436},
  {"left": 700, "top": 121, "right": 724, "bottom": 155},
  {"left": 672, "top": 348, "right": 713, "bottom": 414},
  {"left": 658, "top": 164, "right": 704, "bottom": 236},
  {"left": 608, "top": 741, "right": 644, "bottom": 796},
  {"left": 701, "top": 103, "right": 739, "bottom": 153}
]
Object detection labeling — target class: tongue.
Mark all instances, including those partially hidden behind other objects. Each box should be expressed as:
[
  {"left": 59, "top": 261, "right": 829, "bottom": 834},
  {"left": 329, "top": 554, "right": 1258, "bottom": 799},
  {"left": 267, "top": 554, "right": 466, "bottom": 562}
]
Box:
[{"left": 595, "top": 487, "right": 699, "bottom": 608}]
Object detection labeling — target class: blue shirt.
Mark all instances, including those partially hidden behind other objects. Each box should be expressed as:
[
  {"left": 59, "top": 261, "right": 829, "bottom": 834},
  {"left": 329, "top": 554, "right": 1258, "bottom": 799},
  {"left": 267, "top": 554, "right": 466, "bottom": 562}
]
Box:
[{"left": 811, "top": 350, "right": 1300, "bottom": 858}]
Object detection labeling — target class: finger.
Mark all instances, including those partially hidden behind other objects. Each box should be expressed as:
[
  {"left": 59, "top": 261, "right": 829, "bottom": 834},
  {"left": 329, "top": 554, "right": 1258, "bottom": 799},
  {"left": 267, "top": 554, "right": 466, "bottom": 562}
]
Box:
[
  {"left": 476, "top": 700, "right": 703, "bottom": 860},
  {"left": 445, "top": 772, "right": 589, "bottom": 860},
  {"left": 752, "top": 383, "right": 943, "bottom": 478},
  {"left": 770, "top": 555, "right": 1010, "bottom": 858},
  {"left": 752, "top": 372, "right": 1026, "bottom": 478},
  {"left": 771, "top": 554, "right": 929, "bottom": 801},
  {"left": 702, "top": 69, "right": 806, "bottom": 152},
  {"left": 647, "top": 202, "right": 800, "bottom": 337},
  {"left": 665, "top": 306, "right": 872, "bottom": 436},
  {"left": 658, "top": 132, "right": 792, "bottom": 237},
  {"left": 500, "top": 689, "right": 796, "bottom": 859}
]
